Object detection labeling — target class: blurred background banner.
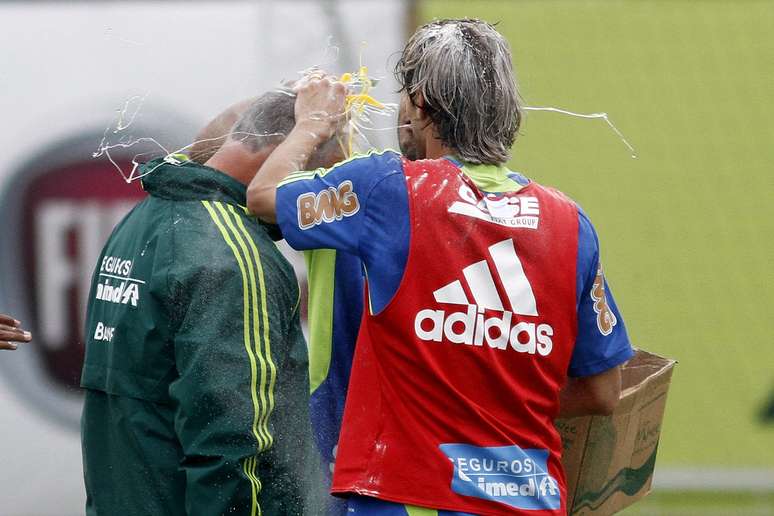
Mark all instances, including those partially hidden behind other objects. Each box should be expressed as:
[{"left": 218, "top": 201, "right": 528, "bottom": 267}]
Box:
[
  {"left": 0, "top": 1, "right": 772, "bottom": 515},
  {"left": 0, "top": 1, "right": 407, "bottom": 513}
]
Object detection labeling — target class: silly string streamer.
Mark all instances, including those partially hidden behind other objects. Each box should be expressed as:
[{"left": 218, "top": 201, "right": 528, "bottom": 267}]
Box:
[{"left": 95, "top": 65, "right": 635, "bottom": 184}]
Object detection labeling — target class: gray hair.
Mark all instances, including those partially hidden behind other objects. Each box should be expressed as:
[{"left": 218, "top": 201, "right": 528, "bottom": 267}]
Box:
[
  {"left": 232, "top": 88, "right": 342, "bottom": 169},
  {"left": 395, "top": 18, "right": 522, "bottom": 165},
  {"left": 231, "top": 89, "right": 296, "bottom": 152}
]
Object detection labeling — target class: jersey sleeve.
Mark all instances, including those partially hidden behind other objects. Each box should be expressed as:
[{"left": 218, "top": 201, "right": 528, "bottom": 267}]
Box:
[
  {"left": 568, "top": 208, "right": 635, "bottom": 377},
  {"left": 275, "top": 150, "right": 405, "bottom": 255}
]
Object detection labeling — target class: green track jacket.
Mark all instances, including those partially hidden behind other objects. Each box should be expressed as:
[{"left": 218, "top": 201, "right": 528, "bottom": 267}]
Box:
[{"left": 80, "top": 157, "right": 324, "bottom": 515}]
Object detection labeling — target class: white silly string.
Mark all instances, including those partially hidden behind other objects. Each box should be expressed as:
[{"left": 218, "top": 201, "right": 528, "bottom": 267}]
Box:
[
  {"left": 93, "top": 94, "right": 170, "bottom": 183},
  {"left": 94, "top": 94, "right": 286, "bottom": 184},
  {"left": 523, "top": 106, "right": 637, "bottom": 158},
  {"left": 94, "top": 68, "right": 636, "bottom": 184}
]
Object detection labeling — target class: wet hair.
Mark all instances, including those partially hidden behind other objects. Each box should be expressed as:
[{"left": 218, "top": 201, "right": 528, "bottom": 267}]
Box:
[
  {"left": 232, "top": 88, "right": 342, "bottom": 166},
  {"left": 395, "top": 18, "right": 522, "bottom": 165},
  {"left": 231, "top": 89, "right": 296, "bottom": 152}
]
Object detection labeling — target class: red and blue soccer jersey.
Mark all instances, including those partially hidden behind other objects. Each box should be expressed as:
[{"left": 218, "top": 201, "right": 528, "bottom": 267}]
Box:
[{"left": 276, "top": 151, "right": 633, "bottom": 515}]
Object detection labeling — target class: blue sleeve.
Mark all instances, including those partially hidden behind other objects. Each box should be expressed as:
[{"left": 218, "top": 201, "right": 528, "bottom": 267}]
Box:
[
  {"left": 359, "top": 173, "right": 410, "bottom": 313},
  {"left": 275, "top": 150, "right": 404, "bottom": 255},
  {"left": 568, "top": 208, "right": 635, "bottom": 377}
]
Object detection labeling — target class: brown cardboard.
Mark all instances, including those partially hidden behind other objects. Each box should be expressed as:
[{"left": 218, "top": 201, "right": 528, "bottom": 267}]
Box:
[{"left": 557, "top": 350, "right": 676, "bottom": 515}]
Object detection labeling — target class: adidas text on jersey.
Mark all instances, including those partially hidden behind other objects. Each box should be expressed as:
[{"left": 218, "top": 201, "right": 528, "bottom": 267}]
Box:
[{"left": 413, "top": 238, "right": 555, "bottom": 356}]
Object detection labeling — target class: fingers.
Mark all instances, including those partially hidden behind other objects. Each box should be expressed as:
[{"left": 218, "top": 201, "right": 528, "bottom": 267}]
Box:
[
  {"left": 332, "top": 80, "right": 347, "bottom": 99},
  {"left": 0, "top": 323, "right": 32, "bottom": 350},
  {"left": 296, "top": 76, "right": 339, "bottom": 97},
  {"left": 295, "top": 69, "right": 345, "bottom": 99},
  {"left": 0, "top": 313, "right": 20, "bottom": 327},
  {"left": 293, "top": 74, "right": 349, "bottom": 140},
  {"left": 293, "top": 68, "right": 330, "bottom": 91}
]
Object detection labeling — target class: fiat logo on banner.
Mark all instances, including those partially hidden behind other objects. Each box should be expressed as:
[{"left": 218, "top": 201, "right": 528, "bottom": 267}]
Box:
[
  {"left": 0, "top": 125, "right": 309, "bottom": 431},
  {"left": 25, "top": 161, "right": 145, "bottom": 384},
  {"left": 0, "top": 133, "right": 148, "bottom": 430}
]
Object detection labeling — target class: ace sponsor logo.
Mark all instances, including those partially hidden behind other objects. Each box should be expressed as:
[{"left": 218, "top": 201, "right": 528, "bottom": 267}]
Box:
[
  {"left": 100, "top": 255, "right": 133, "bottom": 276},
  {"left": 449, "top": 184, "right": 540, "bottom": 229},
  {"left": 95, "top": 280, "right": 140, "bottom": 307},
  {"left": 297, "top": 180, "right": 360, "bottom": 230}
]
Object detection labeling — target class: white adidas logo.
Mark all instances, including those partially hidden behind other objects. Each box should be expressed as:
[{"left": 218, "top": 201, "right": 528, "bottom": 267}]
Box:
[{"left": 414, "top": 239, "right": 554, "bottom": 356}]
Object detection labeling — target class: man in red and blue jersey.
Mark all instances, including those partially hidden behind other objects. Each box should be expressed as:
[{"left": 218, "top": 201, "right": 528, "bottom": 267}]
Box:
[{"left": 248, "top": 19, "right": 634, "bottom": 515}]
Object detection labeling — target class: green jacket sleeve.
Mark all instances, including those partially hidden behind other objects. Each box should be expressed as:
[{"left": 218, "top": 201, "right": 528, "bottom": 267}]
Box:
[{"left": 167, "top": 257, "right": 267, "bottom": 516}]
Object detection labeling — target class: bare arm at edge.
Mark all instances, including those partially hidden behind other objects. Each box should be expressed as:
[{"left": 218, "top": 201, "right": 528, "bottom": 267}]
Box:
[{"left": 558, "top": 365, "right": 622, "bottom": 417}]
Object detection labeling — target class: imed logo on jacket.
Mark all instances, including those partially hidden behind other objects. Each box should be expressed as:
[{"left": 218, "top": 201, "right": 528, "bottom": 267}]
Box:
[{"left": 94, "top": 255, "right": 142, "bottom": 307}]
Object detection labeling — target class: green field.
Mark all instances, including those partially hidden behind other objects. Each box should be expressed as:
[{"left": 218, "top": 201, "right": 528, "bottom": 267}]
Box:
[
  {"left": 419, "top": 0, "right": 774, "bottom": 508},
  {"left": 420, "top": 0, "right": 774, "bottom": 509},
  {"left": 620, "top": 491, "right": 774, "bottom": 515},
  {"left": 420, "top": 0, "right": 774, "bottom": 468}
]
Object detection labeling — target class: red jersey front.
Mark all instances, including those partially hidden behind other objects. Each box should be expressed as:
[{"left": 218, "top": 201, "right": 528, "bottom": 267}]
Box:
[{"left": 331, "top": 158, "right": 579, "bottom": 515}]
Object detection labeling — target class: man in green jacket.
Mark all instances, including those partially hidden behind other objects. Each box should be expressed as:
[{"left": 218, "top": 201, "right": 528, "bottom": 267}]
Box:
[{"left": 80, "top": 89, "right": 342, "bottom": 515}]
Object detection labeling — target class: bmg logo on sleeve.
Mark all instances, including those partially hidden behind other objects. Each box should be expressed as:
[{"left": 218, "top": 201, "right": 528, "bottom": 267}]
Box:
[
  {"left": 296, "top": 180, "right": 360, "bottom": 230},
  {"left": 440, "top": 443, "right": 561, "bottom": 511}
]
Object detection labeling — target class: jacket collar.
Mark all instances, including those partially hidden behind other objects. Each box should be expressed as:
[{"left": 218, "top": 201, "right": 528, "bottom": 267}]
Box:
[
  {"left": 140, "top": 156, "right": 284, "bottom": 241},
  {"left": 140, "top": 156, "right": 248, "bottom": 205}
]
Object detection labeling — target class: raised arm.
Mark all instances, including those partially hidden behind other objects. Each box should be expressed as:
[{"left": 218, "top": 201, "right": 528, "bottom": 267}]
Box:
[{"left": 247, "top": 77, "right": 347, "bottom": 222}]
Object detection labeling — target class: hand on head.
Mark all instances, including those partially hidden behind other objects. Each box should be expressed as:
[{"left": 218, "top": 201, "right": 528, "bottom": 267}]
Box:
[
  {"left": 0, "top": 313, "right": 31, "bottom": 351},
  {"left": 292, "top": 71, "right": 348, "bottom": 143}
]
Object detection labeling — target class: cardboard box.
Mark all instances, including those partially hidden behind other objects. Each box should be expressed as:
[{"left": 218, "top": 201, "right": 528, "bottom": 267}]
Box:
[{"left": 556, "top": 350, "right": 676, "bottom": 515}]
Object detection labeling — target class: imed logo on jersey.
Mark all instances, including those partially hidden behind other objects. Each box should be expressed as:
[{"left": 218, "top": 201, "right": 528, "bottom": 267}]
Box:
[
  {"left": 440, "top": 443, "right": 561, "bottom": 511},
  {"left": 297, "top": 180, "right": 360, "bottom": 230},
  {"left": 414, "top": 238, "right": 555, "bottom": 356},
  {"left": 591, "top": 263, "right": 617, "bottom": 336}
]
